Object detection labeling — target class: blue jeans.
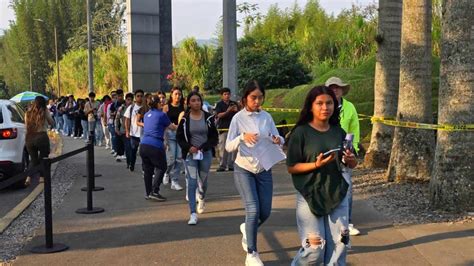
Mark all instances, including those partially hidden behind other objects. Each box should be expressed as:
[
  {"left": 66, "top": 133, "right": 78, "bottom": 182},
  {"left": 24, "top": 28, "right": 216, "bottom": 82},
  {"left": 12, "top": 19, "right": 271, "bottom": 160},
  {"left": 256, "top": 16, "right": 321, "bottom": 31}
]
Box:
[
  {"left": 94, "top": 120, "right": 104, "bottom": 145},
  {"left": 81, "top": 120, "right": 89, "bottom": 140},
  {"left": 63, "top": 114, "right": 73, "bottom": 135},
  {"left": 55, "top": 115, "right": 63, "bottom": 132},
  {"left": 130, "top": 137, "right": 140, "bottom": 168},
  {"left": 291, "top": 192, "right": 350, "bottom": 266},
  {"left": 233, "top": 164, "right": 273, "bottom": 253},
  {"left": 108, "top": 124, "right": 117, "bottom": 151},
  {"left": 184, "top": 150, "right": 212, "bottom": 214},
  {"left": 343, "top": 168, "right": 354, "bottom": 224},
  {"left": 165, "top": 130, "right": 183, "bottom": 182},
  {"left": 123, "top": 135, "right": 132, "bottom": 166}
]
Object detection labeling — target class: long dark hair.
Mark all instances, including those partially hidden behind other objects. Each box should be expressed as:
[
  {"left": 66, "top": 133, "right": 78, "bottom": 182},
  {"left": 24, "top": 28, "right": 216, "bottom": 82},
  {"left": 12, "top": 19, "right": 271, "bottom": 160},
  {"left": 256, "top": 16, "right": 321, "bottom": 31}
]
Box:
[
  {"left": 168, "top": 87, "right": 184, "bottom": 107},
  {"left": 294, "top": 85, "right": 340, "bottom": 129},
  {"left": 186, "top": 91, "right": 203, "bottom": 111},
  {"left": 241, "top": 80, "right": 265, "bottom": 107},
  {"left": 26, "top": 96, "right": 47, "bottom": 138}
]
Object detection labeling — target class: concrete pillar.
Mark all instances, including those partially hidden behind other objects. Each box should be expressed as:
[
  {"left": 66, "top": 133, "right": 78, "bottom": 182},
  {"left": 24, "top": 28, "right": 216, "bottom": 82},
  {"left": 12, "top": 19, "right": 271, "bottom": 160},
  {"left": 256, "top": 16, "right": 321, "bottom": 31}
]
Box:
[
  {"left": 126, "top": 0, "right": 172, "bottom": 93},
  {"left": 159, "top": 0, "right": 173, "bottom": 92},
  {"left": 223, "top": 0, "right": 238, "bottom": 97}
]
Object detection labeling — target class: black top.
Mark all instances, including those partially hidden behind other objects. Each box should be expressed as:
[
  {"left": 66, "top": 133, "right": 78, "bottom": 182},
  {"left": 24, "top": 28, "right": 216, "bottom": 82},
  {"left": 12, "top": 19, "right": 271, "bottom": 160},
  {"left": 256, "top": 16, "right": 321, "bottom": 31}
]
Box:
[
  {"left": 214, "top": 100, "right": 238, "bottom": 130},
  {"left": 167, "top": 104, "right": 185, "bottom": 125},
  {"left": 286, "top": 124, "right": 349, "bottom": 216}
]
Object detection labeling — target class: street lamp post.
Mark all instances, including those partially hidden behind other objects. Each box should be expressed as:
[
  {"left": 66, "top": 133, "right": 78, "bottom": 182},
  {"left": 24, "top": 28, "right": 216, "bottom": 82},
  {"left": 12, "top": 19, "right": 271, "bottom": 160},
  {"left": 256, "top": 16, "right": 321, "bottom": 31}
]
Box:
[
  {"left": 86, "top": 0, "right": 94, "bottom": 94},
  {"left": 29, "top": 61, "right": 32, "bottom": 91},
  {"left": 54, "top": 26, "right": 61, "bottom": 96},
  {"left": 34, "top": 18, "right": 60, "bottom": 96}
]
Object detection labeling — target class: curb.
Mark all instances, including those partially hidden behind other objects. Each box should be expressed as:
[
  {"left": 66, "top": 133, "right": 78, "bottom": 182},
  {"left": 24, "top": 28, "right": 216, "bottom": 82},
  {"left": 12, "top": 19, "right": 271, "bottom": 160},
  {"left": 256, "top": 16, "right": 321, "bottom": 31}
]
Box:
[{"left": 0, "top": 132, "right": 63, "bottom": 233}]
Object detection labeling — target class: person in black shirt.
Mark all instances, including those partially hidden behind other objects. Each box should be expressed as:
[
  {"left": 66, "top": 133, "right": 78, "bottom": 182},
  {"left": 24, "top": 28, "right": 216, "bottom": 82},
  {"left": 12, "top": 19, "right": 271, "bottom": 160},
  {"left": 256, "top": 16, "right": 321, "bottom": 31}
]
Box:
[
  {"left": 214, "top": 87, "right": 239, "bottom": 172},
  {"left": 162, "top": 87, "right": 185, "bottom": 191}
]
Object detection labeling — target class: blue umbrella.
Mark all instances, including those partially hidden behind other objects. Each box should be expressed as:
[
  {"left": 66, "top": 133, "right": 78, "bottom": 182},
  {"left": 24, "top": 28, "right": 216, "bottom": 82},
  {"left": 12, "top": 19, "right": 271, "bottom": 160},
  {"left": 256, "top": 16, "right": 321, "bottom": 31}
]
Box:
[{"left": 10, "top": 91, "right": 49, "bottom": 103}]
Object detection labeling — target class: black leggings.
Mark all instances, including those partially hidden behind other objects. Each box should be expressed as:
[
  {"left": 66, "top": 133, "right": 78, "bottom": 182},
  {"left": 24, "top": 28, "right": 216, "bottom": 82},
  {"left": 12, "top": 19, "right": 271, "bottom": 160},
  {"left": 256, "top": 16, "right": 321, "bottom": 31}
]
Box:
[
  {"left": 26, "top": 132, "right": 50, "bottom": 177},
  {"left": 139, "top": 144, "right": 167, "bottom": 196}
]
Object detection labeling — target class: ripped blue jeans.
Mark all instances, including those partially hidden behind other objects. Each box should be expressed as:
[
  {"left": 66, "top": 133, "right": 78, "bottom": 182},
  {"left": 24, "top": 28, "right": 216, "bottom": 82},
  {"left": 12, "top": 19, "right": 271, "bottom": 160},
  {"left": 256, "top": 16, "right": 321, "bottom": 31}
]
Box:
[{"left": 291, "top": 192, "right": 350, "bottom": 266}]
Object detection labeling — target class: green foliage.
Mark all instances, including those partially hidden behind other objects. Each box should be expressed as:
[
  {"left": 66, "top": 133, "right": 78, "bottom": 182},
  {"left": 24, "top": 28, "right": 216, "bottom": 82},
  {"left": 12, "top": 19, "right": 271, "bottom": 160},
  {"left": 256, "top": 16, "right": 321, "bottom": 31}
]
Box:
[
  {"left": 48, "top": 46, "right": 127, "bottom": 97},
  {"left": 68, "top": 0, "right": 125, "bottom": 50},
  {"left": 205, "top": 38, "right": 310, "bottom": 92},
  {"left": 0, "top": 0, "right": 123, "bottom": 95},
  {"left": 247, "top": 1, "right": 377, "bottom": 71},
  {"left": 173, "top": 38, "right": 212, "bottom": 91}
]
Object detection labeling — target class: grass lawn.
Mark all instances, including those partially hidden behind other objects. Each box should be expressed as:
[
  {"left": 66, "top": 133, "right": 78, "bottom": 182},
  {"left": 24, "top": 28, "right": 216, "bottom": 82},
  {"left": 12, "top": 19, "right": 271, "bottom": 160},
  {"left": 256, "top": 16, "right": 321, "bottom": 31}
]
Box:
[{"left": 202, "top": 56, "right": 440, "bottom": 143}]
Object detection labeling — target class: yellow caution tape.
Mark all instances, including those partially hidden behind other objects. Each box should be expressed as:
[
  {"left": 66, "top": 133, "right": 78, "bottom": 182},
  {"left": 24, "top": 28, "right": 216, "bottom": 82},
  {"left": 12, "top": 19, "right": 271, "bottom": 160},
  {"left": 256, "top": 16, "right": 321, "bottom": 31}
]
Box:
[
  {"left": 217, "top": 108, "right": 473, "bottom": 132},
  {"left": 263, "top": 107, "right": 301, "bottom": 113},
  {"left": 371, "top": 116, "right": 474, "bottom": 132},
  {"left": 217, "top": 123, "right": 296, "bottom": 133}
]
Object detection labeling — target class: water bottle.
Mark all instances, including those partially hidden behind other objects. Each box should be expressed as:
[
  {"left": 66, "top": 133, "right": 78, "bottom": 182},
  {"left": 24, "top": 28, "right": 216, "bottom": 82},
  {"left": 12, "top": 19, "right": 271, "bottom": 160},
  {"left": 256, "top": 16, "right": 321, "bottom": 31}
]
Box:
[{"left": 343, "top": 133, "right": 354, "bottom": 152}]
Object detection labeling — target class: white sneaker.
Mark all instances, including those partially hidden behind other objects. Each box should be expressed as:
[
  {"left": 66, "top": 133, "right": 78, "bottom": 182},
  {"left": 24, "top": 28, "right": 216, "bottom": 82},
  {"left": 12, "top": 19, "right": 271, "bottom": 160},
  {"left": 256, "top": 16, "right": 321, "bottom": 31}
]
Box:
[
  {"left": 349, "top": 223, "right": 360, "bottom": 236},
  {"left": 171, "top": 181, "right": 183, "bottom": 191},
  {"left": 240, "top": 223, "right": 248, "bottom": 252},
  {"left": 120, "top": 155, "right": 127, "bottom": 160},
  {"left": 197, "top": 199, "right": 205, "bottom": 214},
  {"left": 245, "top": 251, "right": 263, "bottom": 266},
  {"left": 163, "top": 173, "right": 170, "bottom": 185},
  {"left": 110, "top": 150, "right": 115, "bottom": 154},
  {"left": 188, "top": 213, "right": 198, "bottom": 225}
]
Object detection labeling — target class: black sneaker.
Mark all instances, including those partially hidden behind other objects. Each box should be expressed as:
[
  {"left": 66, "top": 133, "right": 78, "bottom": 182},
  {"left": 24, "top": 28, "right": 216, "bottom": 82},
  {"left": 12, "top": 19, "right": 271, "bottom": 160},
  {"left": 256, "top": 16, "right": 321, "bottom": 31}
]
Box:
[
  {"left": 129, "top": 165, "right": 135, "bottom": 172},
  {"left": 149, "top": 192, "right": 166, "bottom": 202},
  {"left": 216, "top": 167, "right": 226, "bottom": 172},
  {"left": 228, "top": 167, "right": 234, "bottom": 171}
]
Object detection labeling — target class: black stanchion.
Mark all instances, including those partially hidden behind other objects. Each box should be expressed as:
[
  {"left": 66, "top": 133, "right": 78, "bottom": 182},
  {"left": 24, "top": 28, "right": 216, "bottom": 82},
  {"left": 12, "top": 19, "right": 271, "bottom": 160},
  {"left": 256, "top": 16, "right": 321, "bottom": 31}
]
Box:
[
  {"left": 31, "top": 158, "right": 69, "bottom": 254},
  {"left": 81, "top": 133, "right": 104, "bottom": 191},
  {"left": 76, "top": 142, "right": 104, "bottom": 214}
]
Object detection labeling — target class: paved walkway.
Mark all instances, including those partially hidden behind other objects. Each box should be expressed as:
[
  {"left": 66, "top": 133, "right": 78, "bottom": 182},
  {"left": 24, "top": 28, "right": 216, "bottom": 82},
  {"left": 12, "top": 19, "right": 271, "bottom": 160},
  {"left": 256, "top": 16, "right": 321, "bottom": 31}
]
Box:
[{"left": 14, "top": 138, "right": 474, "bottom": 265}]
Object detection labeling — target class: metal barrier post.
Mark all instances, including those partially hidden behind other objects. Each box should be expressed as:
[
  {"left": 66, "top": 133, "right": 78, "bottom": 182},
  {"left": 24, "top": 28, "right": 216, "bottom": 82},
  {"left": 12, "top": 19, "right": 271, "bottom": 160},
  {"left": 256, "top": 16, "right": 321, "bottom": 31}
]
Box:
[
  {"left": 31, "top": 158, "right": 69, "bottom": 253},
  {"left": 82, "top": 132, "right": 102, "bottom": 178},
  {"left": 76, "top": 143, "right": 104, "bottom": 214},
  {"left": 81, "top": 138, "right": 104, "bottom": 192}
]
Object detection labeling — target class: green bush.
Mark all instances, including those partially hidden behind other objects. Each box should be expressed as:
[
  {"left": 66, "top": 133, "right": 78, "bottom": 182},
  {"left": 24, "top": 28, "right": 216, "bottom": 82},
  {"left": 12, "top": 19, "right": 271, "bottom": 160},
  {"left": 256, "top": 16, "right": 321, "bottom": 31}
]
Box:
[{"left": 205, "top": 37, "right": 310, "bottom": 92}]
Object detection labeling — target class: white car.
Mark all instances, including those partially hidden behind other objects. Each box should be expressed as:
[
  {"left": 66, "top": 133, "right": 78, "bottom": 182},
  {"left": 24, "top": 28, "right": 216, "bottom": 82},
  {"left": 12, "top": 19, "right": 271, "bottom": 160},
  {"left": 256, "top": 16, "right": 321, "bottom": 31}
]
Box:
[{"left": 0, "top": 99, "right": 28, "bottom": 187}]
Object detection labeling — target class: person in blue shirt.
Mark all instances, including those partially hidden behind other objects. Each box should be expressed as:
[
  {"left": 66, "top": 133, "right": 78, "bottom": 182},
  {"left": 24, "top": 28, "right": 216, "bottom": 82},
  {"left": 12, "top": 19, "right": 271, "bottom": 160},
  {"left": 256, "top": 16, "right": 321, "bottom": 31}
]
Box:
[{"left": 139, "top": 94, "right": 171, "bottom": 201}]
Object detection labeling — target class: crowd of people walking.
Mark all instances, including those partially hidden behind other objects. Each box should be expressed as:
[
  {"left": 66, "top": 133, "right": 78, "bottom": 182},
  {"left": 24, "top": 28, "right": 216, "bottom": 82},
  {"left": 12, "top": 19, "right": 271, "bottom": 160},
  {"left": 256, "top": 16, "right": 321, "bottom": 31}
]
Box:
[{"left": 38, "top": 76, "right": 360, "bottom": 265}]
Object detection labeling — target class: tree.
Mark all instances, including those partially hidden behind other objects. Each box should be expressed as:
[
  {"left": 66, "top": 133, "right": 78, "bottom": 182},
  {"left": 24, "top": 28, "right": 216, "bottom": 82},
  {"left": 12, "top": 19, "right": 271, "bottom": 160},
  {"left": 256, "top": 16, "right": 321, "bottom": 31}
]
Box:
[
  {"left": 173, "top": 38, "right": 212, "bottom": 91},
  {"left": 364, "top": 0, "right": 402, "bottom": 168},
  {"left": 205, "top": 38, "right": 310, "bottom": 92},
  {"left": 430, "top": 0, "right": 474, "bottom": 211},
  {"left": 386, "top": 0, "right": 434, "bottom": 182}
]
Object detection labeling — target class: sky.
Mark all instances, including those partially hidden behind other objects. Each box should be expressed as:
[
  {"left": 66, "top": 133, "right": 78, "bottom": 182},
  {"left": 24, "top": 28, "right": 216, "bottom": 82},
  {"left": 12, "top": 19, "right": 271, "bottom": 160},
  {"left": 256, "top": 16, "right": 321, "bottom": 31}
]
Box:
[{"left": 0, "top": 0, "right": 374, "bottom": 42}]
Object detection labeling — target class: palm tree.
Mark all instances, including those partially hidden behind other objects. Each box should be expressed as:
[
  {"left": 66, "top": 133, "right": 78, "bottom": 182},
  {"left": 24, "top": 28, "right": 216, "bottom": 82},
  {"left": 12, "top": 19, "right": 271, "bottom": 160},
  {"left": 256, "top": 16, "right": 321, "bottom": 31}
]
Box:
[
  {"left": 364, "top": 0, "right": 402, "bottom": 168},
  {"left": 430, "top": 0, "right": 474, "bottom": 211},
  {"left": 385, "top": 0, "right": 434, "bottom": 182}
]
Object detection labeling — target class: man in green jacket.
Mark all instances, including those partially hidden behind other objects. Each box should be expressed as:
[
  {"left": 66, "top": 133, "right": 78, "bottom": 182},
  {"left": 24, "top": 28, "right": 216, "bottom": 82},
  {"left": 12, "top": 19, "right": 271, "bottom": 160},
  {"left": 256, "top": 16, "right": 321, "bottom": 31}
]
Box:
[{"left": 326, "top": 76, "right": 361, "bottom": 236}]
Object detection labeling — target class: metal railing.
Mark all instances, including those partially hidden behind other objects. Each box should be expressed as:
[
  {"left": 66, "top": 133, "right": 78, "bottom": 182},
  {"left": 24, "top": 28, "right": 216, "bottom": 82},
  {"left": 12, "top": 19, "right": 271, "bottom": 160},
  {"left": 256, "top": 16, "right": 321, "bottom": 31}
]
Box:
[{"left": 0, "top": 137, "right": 104, "bottom": 254}]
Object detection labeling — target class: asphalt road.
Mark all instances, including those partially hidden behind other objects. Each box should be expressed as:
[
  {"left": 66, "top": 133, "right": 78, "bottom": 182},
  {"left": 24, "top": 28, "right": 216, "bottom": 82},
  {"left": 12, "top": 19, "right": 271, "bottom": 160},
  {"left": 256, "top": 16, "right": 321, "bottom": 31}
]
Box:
[
  {"left": 0, "top": 179, "right": 40, "bottom": 218},
  {"left": 0, "top": 134, "right": 60, "bottom": 220}
]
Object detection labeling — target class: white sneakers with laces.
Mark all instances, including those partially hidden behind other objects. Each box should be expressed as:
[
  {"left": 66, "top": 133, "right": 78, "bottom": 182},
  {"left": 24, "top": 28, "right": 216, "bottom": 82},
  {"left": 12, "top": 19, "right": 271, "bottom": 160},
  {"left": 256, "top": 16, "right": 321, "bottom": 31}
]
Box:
[
  {"left": 188, "top": 213, "right": 198, "bottom": 225},
  {"left": 245, "top": 251, "right": 263, "bottom": 266},
  {"left": 171, "top": 180, "right": 183, "bottom": 191},
  {"left": 197, "top": 198, "right": 205, "bottom": 214},
  {"left": 240, "top": 223, "right": 248, "bottom": 252},
  {"left": 163, "top": 173, "right": 170, "bottom": 185},
  {"left": 349, "top": 223, "right": 360, "bottom": 236}
]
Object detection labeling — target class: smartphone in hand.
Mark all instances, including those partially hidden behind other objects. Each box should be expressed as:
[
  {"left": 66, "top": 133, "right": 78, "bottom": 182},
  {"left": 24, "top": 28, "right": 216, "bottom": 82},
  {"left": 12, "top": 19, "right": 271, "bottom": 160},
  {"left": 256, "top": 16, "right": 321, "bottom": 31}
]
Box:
[{"left": 323, "top": 148, "right": 340, "bottom": 157}]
